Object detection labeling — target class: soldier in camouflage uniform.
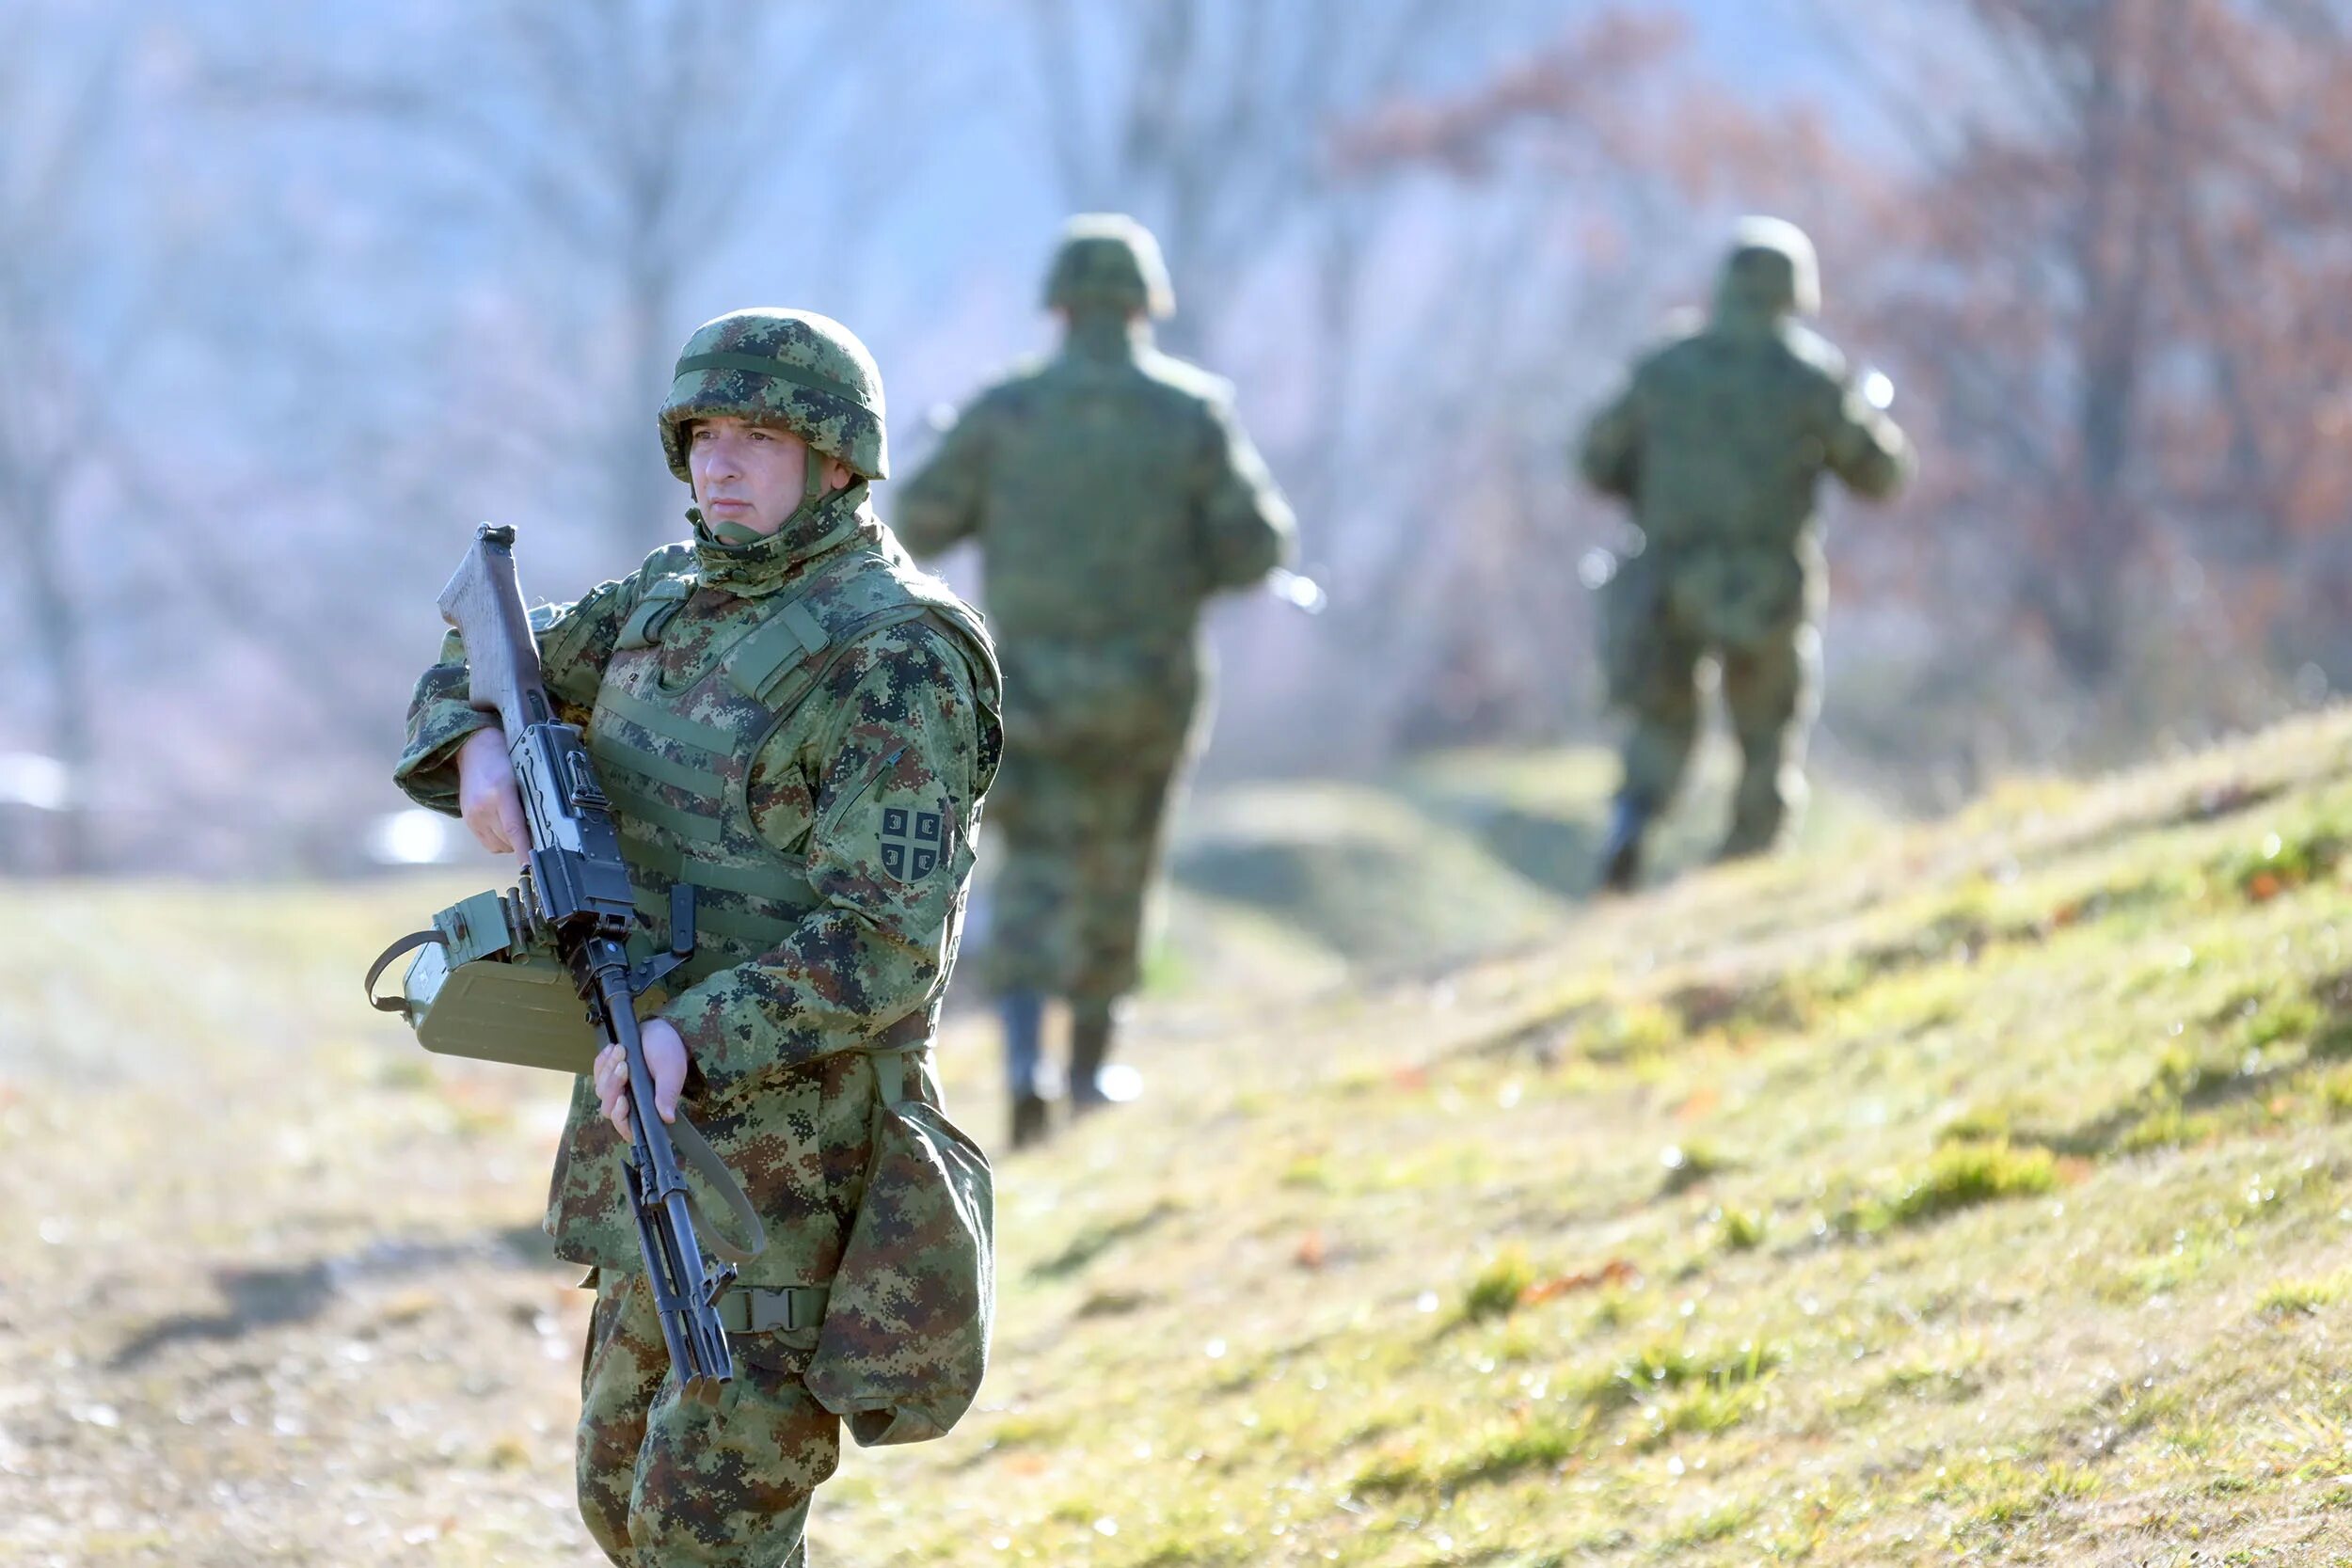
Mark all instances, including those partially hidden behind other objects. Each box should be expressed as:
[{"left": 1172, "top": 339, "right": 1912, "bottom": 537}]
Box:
[
  {"left": 893, "top": 214, "right": 1295, "bottom": 1148},
  {"left": 393, "top": 309, "right": 1002, "bottom": 1566},
  {"left": 1579, "top": 217, "right": 1912, "bottom": 891}
]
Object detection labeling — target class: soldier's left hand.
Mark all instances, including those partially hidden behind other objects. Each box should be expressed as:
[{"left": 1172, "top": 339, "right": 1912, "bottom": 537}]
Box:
[{"left": 595, "top": 1019, "right": 689, "bottom": 1140}]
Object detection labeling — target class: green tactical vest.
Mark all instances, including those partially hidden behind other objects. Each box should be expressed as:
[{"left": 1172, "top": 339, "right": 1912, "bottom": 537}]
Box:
[
  {"left": 583, "top": 535, "right": 992, "bottom": 1006},
  {"left": 539, "top": 523, "right": 997, "bottom": 1286}
]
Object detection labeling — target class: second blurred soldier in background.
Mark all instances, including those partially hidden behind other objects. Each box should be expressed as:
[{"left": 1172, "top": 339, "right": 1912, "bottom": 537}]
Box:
[
  {"left": 896, "top": 214, "right": 1295, "bottom": 1148},
  {"left": 1580, "top": 217, "right": 1913, "bottom": 892}
]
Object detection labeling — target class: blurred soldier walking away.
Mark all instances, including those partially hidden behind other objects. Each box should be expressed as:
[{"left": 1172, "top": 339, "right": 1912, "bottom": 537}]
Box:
[
  {"left": 895, "top": 214, "right": 1296, "bottom": 1148},
  {"left": 1578, "top": 217, "right": 1912, "bottom": 893}
]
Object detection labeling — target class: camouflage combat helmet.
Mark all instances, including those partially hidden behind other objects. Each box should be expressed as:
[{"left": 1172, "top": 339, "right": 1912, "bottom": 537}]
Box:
[
  {"left": 659, "top": 309, "right": 889, "bottom": 483},
  {"left": 1042, "top": 214, "right": 1174, "bottom": 320},
  {"left": 1715, "top": 216, "right": 1820, "bottom": 320}
]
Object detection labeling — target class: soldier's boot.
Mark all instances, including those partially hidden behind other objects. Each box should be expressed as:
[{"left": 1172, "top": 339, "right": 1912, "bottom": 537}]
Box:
[
  {"left": 1597, "top": 795, "right": 1651, "bottom": 894},
  {"left": 1714, "top": 813, "right": 1782, "bottom": 863},
  {"left": 1067, "top": 999, "right": 1132, "bottom": 1116},
  {"left": 1000, "top": 990, "right": 1050, "bottom": 1149},
  {"left": 1719, "top": 634, "right": 1808, "bottom": 863},
  {"left": 1716, "top": 759, "right": 1795, "bottom": 863}
]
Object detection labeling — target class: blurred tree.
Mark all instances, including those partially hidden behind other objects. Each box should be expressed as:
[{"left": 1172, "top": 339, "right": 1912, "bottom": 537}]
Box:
[
  {"left": 1825, "top": 0, "right": 2352, "bottom": 690},
  {"left": 222, "top": 0, "right": 903, "bottom": 560},
  {"left": 1333, "top": 0, "right": 2352, "bottom": 757},
  {"left": 1024, "top": 0, "right": 1442, "bottom": 364},
  {"left": 0, "top": 6, "right": 156, "bottom": 870}
]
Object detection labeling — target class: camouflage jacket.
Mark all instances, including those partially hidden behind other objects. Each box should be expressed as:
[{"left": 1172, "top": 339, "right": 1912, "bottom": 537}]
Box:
[
  {"left": 1578, "top": 303, "right": 1912, "bottom": 560},
  {"left": 891, "top": 316, "right": 1295, "bottom": 746},
  {"left": 393, "top": 484, "right": 1003, "bottom": 1289}
]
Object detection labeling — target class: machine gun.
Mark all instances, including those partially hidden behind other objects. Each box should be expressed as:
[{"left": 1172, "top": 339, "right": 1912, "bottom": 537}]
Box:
[{"left": 428, "top": 523, "right": 745, "bottom": 1406}]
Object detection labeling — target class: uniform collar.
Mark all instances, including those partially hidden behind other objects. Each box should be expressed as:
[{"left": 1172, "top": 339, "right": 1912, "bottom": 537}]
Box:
[
  {"left": 689, "top": 480, "right": 873, "bottom": 597},
  {"left": 1062, "top": 309, "right": 1150, "bottom": 364},
  {"left": 1708, "top": 292, "right": 1792, "bottom": 340}
]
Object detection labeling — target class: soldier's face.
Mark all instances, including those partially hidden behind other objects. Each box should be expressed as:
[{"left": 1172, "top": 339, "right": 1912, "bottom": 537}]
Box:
[{"left": 688, "top": 416, "right": 810, "bottom": 536}]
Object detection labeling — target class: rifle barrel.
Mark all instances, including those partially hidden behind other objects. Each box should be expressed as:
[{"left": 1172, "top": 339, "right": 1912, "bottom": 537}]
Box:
[
  {"left": 596, "top": 950, "right": 734, "bottom": 1403},
  {"left": 438, "top": 525, "right": 738, "bottom": 1401}
]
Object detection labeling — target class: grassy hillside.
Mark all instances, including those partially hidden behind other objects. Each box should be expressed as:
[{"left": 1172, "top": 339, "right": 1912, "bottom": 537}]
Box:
[
  {"left": 6, "top": 716, "right": 2352, "bottom": 1564},
  {"left": 1154, "top": 736, "right": 1888, "bottom": 991}
]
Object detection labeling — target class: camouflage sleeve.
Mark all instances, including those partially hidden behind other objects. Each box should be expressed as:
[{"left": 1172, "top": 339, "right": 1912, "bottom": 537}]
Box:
[
  {"left": 1194, "top": 397, "right": 1297, "bottom": 593},
  {"left": 389, "top": 564, "right": 654, "bottom": 815},
  {"left": 661, "top": 621, "right": 999, "bottom": 1098},
  {"left": 1823, "top": 384, "right": 1914, "bottom": 503},
  {"left": 1578, "top": 376, "right": 1641, "bottom": 499},
  {"left": 890, "top": 403, "right": 991, "bottom": 559}
]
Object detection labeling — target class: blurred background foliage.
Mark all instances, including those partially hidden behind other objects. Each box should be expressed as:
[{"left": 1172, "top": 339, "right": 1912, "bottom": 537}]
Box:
[{"left": 5, "top": 0, "right": 2350, "bottom": 879}]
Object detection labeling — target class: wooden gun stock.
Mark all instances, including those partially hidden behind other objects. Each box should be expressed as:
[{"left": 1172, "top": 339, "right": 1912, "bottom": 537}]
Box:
[{"left": 437, "top": 524, "right": 553, "bottom": 738}]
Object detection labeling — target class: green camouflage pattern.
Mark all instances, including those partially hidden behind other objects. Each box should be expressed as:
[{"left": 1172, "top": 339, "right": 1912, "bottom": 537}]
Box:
[
  {"left": 892, "top": 277, "right": 1293, "bottom": 1002},
  {"left": 1613, "top": 544, "right": 1825, "bottom": 853},
  {"left": 394, "top": 485, "right": 1004, "bottom": 1292},
  {"left": 1041, "top": 212, "right": 1174, "bottom": 319},
  {"left": 803, "top": 1064, "right": 994, "bottom": 1447},
  {"left": 1578, "top": 218, "right": 1909, "bottom": 852},
  {"left": 579, "top": 1266, "right": 834, "bottom": 1566},
  {"left": 980, "top": 716, "right": 1190, "bottom": 1002},
  {"left": 660, "top": 309, "right": 890, "bottom": 483}
]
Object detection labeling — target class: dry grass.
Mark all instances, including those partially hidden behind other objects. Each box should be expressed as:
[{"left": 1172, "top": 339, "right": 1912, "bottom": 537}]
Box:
[{"left": 8, "top": 714, "right": 2352, "bottom": 1563}]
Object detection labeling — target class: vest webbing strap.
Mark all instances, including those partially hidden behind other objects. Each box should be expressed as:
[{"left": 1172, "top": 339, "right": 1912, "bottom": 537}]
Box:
[
  {"left": 601, "top": 776, "right": 723, "bottom": 845},
  {"left": 596, "top": 739, "right": 724, "bottom": 800},
  {"left": 634, "top": 889, "right": 801, "bottom": 953},
  {"left": 596, "top": 684, "right": 732, "bottom": 761},
  {"left": 869, "top": 1045, "right": 923, "bottom": 1105},
  {"left": 616, "top": 589, "right": 690, "bottom": 652},
  {"left": 723, "top": 601, "right": 833, "bottom": 703},
  {"left": 623, "top": 838, "right": 819, "bottom": 902},
  {"left": 694, "top": 908, "right": 800, "bottom": 952},
  {"left": 751, "top": 604, "right": 936, "bottom": 722}
]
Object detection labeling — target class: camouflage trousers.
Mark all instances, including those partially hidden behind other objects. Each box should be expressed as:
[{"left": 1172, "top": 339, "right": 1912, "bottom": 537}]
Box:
[
  {"left": 578, "top": 1269, "right": 838, "bottom": 1567},
  {"left": 1614, "top": 548, "right": 1823, "bottom": 856},
  {"left": 982, "top": 729, "right": 1190, "bottom": 1004}
]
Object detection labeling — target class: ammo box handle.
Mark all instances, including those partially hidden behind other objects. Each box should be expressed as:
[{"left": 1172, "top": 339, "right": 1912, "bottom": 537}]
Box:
[{"left": 364, "top": 929, "right": 448, "bottom": 1015}]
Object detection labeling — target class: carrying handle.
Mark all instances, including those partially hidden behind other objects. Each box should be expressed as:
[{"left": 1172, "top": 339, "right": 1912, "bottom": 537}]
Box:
[{"left": 364, "top": 930, "right": 447, "bottom": 1015}]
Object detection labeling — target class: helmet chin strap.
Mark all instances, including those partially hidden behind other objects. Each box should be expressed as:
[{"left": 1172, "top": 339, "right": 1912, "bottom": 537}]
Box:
[
  {"left": 703, "top": 510, "right": 765, "bottom": 546},
  {"left": 697, "top": 451, "right": 842, "bottom": 546}
]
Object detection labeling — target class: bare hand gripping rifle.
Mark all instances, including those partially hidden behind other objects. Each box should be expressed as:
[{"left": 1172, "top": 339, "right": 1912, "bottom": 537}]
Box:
[{"left": 370, "top": 523, "right": 757, "bottom": 1406}]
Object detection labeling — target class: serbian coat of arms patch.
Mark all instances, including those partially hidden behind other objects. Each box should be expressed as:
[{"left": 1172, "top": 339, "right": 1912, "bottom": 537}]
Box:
[{"left": 879, "top": 801, "right": 950, "bottom": 881}]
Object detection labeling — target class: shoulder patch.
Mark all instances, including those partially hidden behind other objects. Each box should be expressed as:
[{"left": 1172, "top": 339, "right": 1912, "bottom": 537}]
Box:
[
  {"left": 638, "top": 539, "right": 698, "bottom": 581},
  {"left": 874, "top": 797, "right": 954, "bottom": 883}
]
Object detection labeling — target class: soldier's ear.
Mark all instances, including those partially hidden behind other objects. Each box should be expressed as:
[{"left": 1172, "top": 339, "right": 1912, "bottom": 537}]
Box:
[{"left": 825, "top": 456, "right": 854, "bottom": 491}]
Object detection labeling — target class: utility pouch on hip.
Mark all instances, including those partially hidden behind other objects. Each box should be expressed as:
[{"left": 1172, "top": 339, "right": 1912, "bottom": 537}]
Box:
[
  {"left": 365, "top": 888, "right": 601, "bottom": 1074},
  {"left": 803, "top": 1047, "right": 995, "bottom": 1447}
]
